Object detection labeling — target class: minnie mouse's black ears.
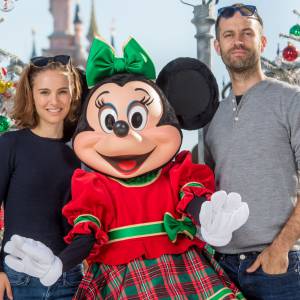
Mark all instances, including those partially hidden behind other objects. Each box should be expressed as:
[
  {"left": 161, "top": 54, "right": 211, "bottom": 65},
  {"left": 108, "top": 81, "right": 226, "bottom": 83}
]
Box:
[{"left": 156, "top": 57, "right": 219, "bottom": 130}]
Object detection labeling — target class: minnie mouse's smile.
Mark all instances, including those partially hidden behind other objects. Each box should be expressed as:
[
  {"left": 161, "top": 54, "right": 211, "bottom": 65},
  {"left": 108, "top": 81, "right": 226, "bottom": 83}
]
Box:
[{"left": 99, "top": 148, "right": 156, "bottom": 174}]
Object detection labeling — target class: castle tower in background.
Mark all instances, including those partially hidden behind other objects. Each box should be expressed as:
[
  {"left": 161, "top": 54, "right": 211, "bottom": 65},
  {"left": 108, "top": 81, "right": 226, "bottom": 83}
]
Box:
[
  {"left": 31, "top": 29, "right": 37, "bottom": 58},
  {"left": 86, "top": 0, "right": 99, "bottom": 52},
  {"left": 73, "top": 3, "right": 86, "bottom": 67},
  {"left": 42, "top": 0, "right": 99, "bottom": 67}
]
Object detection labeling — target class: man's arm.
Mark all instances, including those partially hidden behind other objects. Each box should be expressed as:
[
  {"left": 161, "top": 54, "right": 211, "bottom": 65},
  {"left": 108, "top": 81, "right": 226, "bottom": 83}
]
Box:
[{"left": 247, "top": 194, "right": 300, "bottom": 274}]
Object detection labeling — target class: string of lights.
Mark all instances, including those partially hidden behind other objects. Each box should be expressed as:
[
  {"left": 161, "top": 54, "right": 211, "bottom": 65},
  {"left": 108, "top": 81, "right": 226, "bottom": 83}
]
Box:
[
  {"left": 0, "top": 0, "right": 19, "bottom": 12},
  {"left": 0, "top": 1, "right": 22, "bottom": 133}
]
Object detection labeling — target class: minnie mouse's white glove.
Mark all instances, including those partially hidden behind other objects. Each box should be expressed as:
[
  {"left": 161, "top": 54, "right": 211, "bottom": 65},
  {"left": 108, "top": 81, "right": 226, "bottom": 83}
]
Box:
[
  {"left": 4, "top": 234, "right": 62, "bottom": 286},
  {"left": 199, "top": 191, "right": 249, "bottom": 247}
]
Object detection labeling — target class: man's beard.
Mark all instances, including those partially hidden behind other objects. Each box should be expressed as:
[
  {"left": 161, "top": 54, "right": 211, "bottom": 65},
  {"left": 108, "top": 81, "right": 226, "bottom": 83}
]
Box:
[{"left": 221, "top": 46, "right": 259, "bottom": 74}]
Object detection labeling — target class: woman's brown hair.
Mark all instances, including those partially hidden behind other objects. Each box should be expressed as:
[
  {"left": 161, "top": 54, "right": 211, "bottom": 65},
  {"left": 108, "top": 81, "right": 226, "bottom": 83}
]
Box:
[{"left": 11, "top": 60, "right": 82, "bottom": 129}]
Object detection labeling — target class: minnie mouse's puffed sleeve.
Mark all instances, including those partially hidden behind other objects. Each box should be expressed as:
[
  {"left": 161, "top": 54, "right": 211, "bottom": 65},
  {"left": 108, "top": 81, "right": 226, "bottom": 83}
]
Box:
[
  {"left": 62, "top": 169, "right": 110, "bottom": 254},
  {"left": 170, "top": 151, "right": 215, "bottom": 221}
]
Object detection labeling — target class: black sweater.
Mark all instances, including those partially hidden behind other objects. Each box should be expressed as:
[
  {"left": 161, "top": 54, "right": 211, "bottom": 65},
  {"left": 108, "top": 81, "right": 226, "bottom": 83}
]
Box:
[{"left": 0, "top": 128, "right": 94, "bottom": 272}]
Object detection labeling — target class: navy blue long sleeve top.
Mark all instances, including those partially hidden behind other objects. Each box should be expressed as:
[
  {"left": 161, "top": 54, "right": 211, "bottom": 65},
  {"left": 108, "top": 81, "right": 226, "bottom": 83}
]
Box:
[{"left": 0, "top": 128, "right": 83, "bottom": 271}]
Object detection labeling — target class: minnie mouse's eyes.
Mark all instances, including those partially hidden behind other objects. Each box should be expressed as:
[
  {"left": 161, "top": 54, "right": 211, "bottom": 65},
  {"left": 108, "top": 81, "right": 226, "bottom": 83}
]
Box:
[
  {"left": 99, "top": 107, "right": 118, "bottom": 133},
  {"left": 128, "top": 104, "right": 148, "bottom": 131}
]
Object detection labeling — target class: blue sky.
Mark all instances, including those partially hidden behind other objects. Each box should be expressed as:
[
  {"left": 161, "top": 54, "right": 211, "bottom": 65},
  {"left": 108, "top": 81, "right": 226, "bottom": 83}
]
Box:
[{"left": 0, "top": 0, "right": 299, "bottom": 149}]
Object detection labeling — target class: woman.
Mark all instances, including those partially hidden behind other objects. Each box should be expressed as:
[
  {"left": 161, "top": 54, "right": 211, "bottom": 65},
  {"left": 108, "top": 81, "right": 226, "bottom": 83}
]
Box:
[{"left": 0, "top": 55, "right": 84, "bottom": 300}]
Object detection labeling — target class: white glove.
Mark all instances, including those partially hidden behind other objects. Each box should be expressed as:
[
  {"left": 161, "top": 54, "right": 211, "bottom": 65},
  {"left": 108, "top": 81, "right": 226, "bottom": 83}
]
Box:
[
  {"left": 199, "top": 191, "right": 249, "bottom": 247},
  {"left": 4, "top": 234, "right": 63, "bottom": 286}
]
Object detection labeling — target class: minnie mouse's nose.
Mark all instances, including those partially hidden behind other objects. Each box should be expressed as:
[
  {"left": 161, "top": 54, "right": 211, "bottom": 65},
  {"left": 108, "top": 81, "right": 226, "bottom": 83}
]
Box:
[{"left": 113, "top": 120, "right": 129, "bottom": 137}]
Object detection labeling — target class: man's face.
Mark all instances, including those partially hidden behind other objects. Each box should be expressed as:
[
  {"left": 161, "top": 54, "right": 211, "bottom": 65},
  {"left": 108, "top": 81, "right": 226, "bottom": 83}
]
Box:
[{"left": 214, "top": 12, "right": 266, "bottom": 73}]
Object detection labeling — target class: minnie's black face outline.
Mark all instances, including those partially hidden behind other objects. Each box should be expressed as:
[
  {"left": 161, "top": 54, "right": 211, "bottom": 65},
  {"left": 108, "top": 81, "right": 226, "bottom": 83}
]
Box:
[
  {"left": 73, "top": 74, "right": 182, "bottom": 178},
  {"left": 73, "top": 77, "right": 182, "bottom": 178}
]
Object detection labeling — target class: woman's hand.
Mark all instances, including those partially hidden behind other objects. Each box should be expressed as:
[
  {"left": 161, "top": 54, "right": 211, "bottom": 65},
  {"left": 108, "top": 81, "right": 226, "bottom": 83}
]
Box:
[{"left": 0, "top": 272, "right": 13, "bottom": 300}]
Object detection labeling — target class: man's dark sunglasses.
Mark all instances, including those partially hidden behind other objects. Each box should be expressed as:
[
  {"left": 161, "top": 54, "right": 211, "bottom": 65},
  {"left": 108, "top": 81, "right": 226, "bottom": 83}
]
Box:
[
  {"left": 217, "top": 5, "right": 257, "bottom": 18},
  {"left": 30, "top": 55, "right": 71, "bottom": 67}
]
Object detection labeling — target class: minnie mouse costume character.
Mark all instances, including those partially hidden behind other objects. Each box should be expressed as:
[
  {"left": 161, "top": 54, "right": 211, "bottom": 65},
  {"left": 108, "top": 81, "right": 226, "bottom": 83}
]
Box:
[{"left": 4, "top": 37, "right": 248, "bottom": 299}]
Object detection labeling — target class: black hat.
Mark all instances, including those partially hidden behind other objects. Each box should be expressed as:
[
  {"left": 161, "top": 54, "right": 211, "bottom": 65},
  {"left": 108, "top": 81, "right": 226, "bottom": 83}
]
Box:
[{"left": 156, "top": 57, "right": 219, "bottom": 130}]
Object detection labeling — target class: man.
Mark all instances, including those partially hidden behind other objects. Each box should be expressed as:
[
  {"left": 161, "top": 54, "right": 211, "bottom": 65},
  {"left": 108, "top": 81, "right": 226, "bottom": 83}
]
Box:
[{"left": 204, "top": 3, "right": 300, "bottom": 299}]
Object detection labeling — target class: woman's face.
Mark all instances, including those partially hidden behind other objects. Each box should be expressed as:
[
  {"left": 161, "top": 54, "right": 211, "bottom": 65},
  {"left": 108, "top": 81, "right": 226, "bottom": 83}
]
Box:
[
  {"left": 32, "top": 69, "right": 72, "bottom": 128},
  {"left": 74, "top": 80, "right": 181, "bottom": 178}
]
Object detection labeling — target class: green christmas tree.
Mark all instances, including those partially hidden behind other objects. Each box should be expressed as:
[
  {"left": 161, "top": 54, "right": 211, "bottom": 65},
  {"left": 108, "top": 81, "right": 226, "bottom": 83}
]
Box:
[
  {"left": 0, "top": 49, "right": 24, "bottom": 134},
  {"left": 261, "top": 9, "right": 300, "bottom": 85},
  {"left": 0, "top": 0, "right": 24, "bottom": 134}
]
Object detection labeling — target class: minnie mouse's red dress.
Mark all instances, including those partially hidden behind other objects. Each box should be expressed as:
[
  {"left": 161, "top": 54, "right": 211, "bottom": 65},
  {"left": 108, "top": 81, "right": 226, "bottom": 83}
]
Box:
[{"left": 63, "top": 152, "right": 244, "bottom": 300}]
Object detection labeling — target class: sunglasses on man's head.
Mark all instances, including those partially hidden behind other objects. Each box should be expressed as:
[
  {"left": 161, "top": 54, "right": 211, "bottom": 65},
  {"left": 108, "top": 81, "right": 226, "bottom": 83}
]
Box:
[
  {"left": 30, "top": 55, "right": 71, "bottom": 67},
  {"left": 217, "top": 5, "right": 257, "bottom": 18}
]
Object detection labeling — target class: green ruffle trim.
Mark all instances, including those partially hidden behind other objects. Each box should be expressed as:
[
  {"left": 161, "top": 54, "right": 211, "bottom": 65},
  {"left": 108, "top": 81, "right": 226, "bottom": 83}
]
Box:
[{"left": 116, "top": 170, "right": 160, "bottom": 186}]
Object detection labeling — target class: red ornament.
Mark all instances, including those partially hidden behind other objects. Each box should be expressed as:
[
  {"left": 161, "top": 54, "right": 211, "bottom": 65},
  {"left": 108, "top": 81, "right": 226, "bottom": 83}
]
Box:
[
  {"left": 1, "top": 67, "right": 7, "bottom": 76},
  {"left": 282, "top": 44, "right": 298, "bottom": 62}
]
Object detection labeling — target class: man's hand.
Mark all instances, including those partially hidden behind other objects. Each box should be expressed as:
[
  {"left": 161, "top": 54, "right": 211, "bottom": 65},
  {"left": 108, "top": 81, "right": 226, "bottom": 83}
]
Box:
[
  {"left": 0, "top": 272, "right": 13, "bottom": 300},
  {"left": 247, "top": 193, "right": 300, "bottom": 275},
  {"left": 247, "top": 244, "right": 289, "bottom": 275}
]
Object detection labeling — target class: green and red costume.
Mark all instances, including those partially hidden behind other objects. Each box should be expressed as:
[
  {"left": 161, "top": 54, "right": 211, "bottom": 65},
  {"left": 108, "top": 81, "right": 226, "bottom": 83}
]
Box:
[{"left": 63, "top": 151, "right": 244, "bottom": 299}]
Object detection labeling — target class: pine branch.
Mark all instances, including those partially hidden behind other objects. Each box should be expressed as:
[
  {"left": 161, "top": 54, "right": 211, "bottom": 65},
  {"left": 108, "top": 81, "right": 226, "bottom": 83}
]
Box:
[{"left": 279, "top": 33, "right": 300, "bottom": 43}]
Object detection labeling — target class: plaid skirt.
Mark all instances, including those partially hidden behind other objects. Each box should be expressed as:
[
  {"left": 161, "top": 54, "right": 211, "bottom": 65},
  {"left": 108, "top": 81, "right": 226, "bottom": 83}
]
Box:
[{"left": 74, "top": 247, "right": 245, "bottom": 300}]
